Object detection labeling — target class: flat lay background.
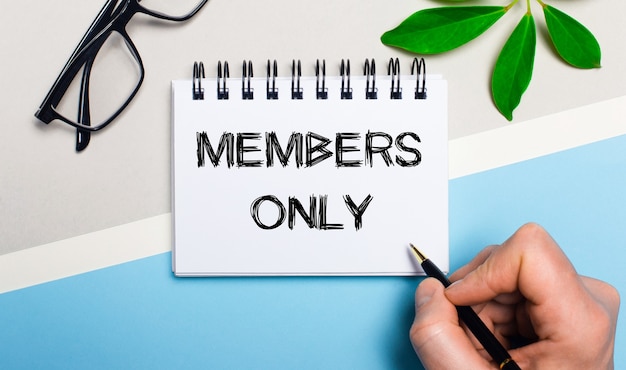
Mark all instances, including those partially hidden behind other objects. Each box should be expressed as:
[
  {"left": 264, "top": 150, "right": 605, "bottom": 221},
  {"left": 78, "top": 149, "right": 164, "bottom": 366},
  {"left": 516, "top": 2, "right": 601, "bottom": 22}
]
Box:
[{"left": 1, "top": 0, "right": 625, "bottom": 368}]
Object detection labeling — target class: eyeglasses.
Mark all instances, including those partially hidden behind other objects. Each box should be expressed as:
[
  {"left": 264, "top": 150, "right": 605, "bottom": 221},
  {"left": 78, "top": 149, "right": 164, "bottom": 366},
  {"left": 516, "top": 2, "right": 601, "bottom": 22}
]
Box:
[{"left": 35, "top": 0, "right": 208, "bottom": 151}]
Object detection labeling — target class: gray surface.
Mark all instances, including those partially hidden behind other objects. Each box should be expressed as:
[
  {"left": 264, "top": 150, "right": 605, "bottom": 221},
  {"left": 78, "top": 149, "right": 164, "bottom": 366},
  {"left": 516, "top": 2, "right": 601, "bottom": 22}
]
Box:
[{"left": 1, "top": 0, "right": 624, "bottom": 255}]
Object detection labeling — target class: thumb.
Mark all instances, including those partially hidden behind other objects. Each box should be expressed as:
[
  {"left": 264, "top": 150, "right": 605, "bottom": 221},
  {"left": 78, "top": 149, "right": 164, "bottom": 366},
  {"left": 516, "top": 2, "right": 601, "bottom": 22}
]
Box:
[{"left": 411, "top": 278, "right": 492, "bottom": 369}]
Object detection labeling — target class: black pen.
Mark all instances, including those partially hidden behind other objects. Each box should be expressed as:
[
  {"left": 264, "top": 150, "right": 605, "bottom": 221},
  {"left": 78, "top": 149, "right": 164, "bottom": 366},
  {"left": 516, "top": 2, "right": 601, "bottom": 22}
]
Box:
[{"left": 409, "top": 244, "right": 522, "bottom": 370}]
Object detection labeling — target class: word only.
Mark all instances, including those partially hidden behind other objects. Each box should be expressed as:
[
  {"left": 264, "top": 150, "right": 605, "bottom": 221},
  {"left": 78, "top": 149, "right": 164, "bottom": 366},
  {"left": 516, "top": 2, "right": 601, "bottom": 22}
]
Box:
[{"left": 250, "top": 194, "right": 374, "bottom": 231}]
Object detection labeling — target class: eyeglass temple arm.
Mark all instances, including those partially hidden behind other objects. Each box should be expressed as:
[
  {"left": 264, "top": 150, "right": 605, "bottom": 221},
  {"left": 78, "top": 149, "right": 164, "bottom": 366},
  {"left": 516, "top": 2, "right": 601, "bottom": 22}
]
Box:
[{"left": 70, "top": 1, "right": 119, "bottom": 66}]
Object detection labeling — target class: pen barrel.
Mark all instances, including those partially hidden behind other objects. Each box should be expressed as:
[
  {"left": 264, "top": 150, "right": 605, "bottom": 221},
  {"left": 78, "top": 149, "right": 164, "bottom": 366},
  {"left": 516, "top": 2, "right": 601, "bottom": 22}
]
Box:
[
  {"left": 501, "top": 359, "right": 522, "bottom": 370},
  {"left": 456, "top": 305, "right": 519, "bottom": 369},
  {"left": 420, "top": 259, "right": 451, "bottom": 287},
  {"left": 420, "top": 259, "right": 520, "bottom": 369}
]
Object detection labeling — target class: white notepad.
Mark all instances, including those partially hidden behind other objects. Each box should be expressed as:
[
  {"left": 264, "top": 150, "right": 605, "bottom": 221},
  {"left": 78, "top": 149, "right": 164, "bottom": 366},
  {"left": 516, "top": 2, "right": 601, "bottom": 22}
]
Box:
[{"left": 171, "top": 59, "right": 448, "bottom": 276}]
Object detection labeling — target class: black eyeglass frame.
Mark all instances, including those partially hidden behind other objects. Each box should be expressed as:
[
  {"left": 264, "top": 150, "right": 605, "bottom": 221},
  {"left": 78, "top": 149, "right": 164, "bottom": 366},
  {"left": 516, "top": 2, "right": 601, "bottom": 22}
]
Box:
[{"left": 35, "top": 0, "right": 208, "bottom": 134}]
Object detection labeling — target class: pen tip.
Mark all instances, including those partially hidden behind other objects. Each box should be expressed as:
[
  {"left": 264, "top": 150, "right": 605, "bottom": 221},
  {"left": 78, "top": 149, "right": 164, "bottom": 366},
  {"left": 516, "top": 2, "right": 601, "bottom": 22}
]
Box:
[{"left": 409, "top": 244, "right": 427, "bottom": 263}]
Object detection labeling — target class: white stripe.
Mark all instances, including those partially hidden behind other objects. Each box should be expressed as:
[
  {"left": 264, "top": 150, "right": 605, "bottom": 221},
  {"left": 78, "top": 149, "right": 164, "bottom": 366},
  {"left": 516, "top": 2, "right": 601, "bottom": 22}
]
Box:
[
  {"left": 1, "top": 96, "right": 625, "bottom": 294},
  {"left": 0, "top": 214, "right": 171, "bottom": 294},
  {"left": 449, "top": 95, "right": 626, "bottom": 179}
]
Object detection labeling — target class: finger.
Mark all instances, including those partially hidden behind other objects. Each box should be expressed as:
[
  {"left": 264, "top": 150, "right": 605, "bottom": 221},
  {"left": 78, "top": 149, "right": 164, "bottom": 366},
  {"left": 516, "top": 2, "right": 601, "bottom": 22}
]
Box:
[
  {"left": 580, "top": 276, "right": 621, "bottom": 319},
  {"left": 508, "top": 341, "right": 551, "bottom": 369},
  {"left": 515, "top": 301, "right": 538, "bottom": 340},
  {"left": 473, "top": 300, "right": 515, "bottom": 327},
  {"left": 463, "top": 300, "right": 519, "bottom": 350},
  {"left": 411, "top": 278, "right": 492, "bottom": 369},
  {"left": 445, "top": 223, "right": 582, "bottom": 310},
  {"left": 448, "top": 245, "right": 497, "bottom": 283}
]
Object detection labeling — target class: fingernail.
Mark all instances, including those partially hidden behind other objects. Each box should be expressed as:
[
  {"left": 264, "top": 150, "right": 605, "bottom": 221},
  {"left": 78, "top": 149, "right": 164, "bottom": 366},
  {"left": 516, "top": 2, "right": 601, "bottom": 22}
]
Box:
[
  {"left": 416, "top": 281, "right": 436, "bottom": 308},
  {"left": 416, "top": 293, "right": 431, "bottom": 308},
  {"left": 447, "top": 279, "right": 462, "bottom": 289}
]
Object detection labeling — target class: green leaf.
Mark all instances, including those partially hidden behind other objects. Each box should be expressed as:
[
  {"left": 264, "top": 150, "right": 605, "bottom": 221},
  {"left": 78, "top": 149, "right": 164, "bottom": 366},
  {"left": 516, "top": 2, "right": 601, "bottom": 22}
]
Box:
[
  {"left": 542, "top": 4, "right": 601, "bottom": 68},
  {"left": 492, "top": 13, "right": 536, "bottom": 121},
  {"left": 381, "top": 6, "right": 507, "bottom": 54}
]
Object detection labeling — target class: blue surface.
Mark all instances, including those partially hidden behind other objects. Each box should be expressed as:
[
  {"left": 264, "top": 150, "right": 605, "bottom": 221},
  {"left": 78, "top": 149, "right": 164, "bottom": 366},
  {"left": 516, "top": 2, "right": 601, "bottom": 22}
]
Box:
[{"left": 1, "top": 134, "right": 625, "bottom": 369}]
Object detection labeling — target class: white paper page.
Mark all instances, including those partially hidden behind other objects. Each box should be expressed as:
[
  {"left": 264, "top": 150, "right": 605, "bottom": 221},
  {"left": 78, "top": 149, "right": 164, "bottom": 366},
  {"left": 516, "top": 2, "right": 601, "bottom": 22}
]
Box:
[{"left": 172, "top": 68, "right": 448, "bottom": 276}]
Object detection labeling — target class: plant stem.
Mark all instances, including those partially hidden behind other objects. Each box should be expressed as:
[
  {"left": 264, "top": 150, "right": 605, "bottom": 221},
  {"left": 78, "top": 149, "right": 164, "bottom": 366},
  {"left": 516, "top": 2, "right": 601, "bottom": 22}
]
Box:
[{"left": 505, "top": 0, "right": 520, "bottom": 12}]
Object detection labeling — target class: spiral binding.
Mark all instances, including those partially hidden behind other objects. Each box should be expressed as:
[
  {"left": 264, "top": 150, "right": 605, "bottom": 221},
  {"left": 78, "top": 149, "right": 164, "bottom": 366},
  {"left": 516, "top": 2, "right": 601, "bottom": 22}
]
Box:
[
  {"left": 315, "top": 59, "right": 327, "bottom": 100},
  {"left": 412, "top": 57, "right": 427, "bottom": 99},
  {"left": 340, "top": 59, "right": 352, "bottom": 100},
  {"left": 192, "top": 61, "right": 205, "bottom": 100},
  {"left": 242, "top": 60, "right": 253, "bottom": 100},
  {"left": 266, "top": 60, "right": 279, "bottom": 100},
  {"left": 388, "top": 58, "right": 402, "bottom": 100},
  {"left": 292, "top": 60, "right": 303, "bottom": 100},
  {"left": 192, "top": 58, "right": 427, "bottom": 101},
  {"left": 364, "top": 59, "right": 377, "bottom": 100},
  {"left": 217, "top": 61, "right": 229, "bottom": 100}
]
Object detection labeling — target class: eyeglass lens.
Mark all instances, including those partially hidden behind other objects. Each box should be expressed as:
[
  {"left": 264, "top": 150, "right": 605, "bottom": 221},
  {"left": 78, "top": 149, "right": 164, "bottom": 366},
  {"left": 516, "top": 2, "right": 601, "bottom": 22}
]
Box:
[
  {"left": 38, "top": 0, "right": 208, "bottom": 150},
  {"left": 55, "top": 31, "right": 142, "bottom": 131},
  {"left": 139, "top": 0, "right": 207, "bottom": 18}
]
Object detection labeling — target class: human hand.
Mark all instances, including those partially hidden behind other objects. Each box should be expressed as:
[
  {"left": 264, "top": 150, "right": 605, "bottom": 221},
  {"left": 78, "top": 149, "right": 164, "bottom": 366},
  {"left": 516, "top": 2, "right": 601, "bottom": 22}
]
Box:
[{"left": 410, "top": 223, "right": 620, "bottom": 369}]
